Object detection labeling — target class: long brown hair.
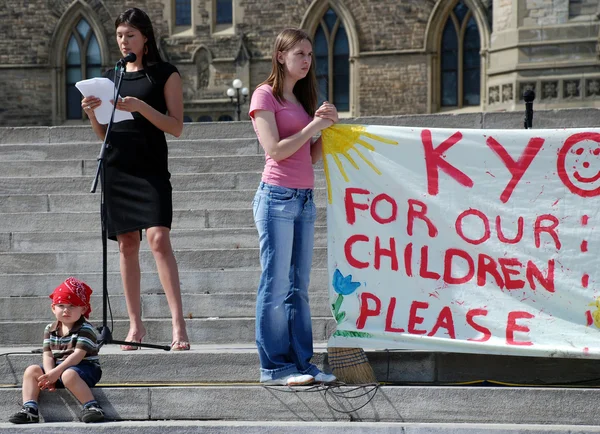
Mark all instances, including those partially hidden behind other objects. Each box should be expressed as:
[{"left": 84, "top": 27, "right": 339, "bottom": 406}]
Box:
[
  {"left": 115, "top": 8, "right": 163, "bottom": 70},
  {"left": 260, "top": 28, "right": 317, "bottom": 117}
]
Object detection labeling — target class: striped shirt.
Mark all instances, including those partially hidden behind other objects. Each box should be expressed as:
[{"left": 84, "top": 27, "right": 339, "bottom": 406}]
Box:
[{"left": 43, "top": 317, "right": 100, "bottom": 364}]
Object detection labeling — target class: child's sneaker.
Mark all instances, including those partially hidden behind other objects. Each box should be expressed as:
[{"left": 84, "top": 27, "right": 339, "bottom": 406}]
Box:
[
  {"left": 80, "top": 403, "right": 105, "bottom": 423},
  {"left": 9, "top": 406, "right": 39, "bottom": 424}
]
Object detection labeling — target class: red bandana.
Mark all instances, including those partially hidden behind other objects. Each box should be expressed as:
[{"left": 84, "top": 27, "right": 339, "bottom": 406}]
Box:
[{"left": 49, "top": 277, "right": 93, "bottom": 318}]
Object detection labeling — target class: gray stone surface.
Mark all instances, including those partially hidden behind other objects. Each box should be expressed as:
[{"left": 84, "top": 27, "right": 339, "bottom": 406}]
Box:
[
  {"left": 6, "top": 226, "right": 328, "bottom": 252},
  {"left": 3, "top": 345, "right": 600, "bottom": 387},
  {"left": 347, "top": 113, "right": 484, "bottom": 129},
  {"left": 4, "top": 421, "right": 599, "bottom": 433},
  {"left": 0, "top": 209, "right": 208, "bottom": 232},
  {"left": 0, "top": 127, "right": 50, "bottom": 145},
  {"left": 1, "top": 388, "right": 148, "bottom": 422},
  {"left": 0, "top": 344, "right": 327, "bottom": 386},
  {"left": 0, "top": 189, "right": 328, "bottom": 213},
  {"left": 4, "top": 385, "right": 592, "bottom": 424},
  {"left": 0, "top": 155, "right": 266, "bottom": 178},
  {"left": 0, "top": 194, "right": 49, "bottom": 213},
  {"left": 0, "top": 160, "right": 84, "bottom": 177},
  {"left": 0, "top": 293, "right": 330, "bottom": 321},
  {"left": 0, "top": 268, "right": 330, "bottom": 296},
  {"left": 43, "top": 124, "right": 255, "bottom": 144},
  {"left": 0, "top": 317, "right": 335, "bottom": 345},
  {"left": 0, "top": 233, "right": 9, "bottom": 252},
  {"left": 482, "top": 109, "right": 600, "bottom": 129},
  {"left": 0, "top": 172, "right": 325, "bottom": 194},
  {"left": 0, "top": 247, "right": 327, "bottom": 274},
  {"left": 0, "top": 139, "right": 260, "bottom": 161}
]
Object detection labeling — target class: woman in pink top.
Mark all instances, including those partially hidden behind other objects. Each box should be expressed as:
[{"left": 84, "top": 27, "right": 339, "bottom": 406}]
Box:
[{"left": 249, "top": 28, "right": 338, "bottom": 386}]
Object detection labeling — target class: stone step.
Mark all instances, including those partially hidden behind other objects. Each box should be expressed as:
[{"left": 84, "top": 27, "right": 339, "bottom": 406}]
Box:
[
  {"left": 2, "top": 344, "right": 599, "bottom": 387},
  {"left": 0, "top": 317, "right": 335, "bottom": 345},
  {"left": 0, "top": 121, "right": 256, "bottom": 145},
  {"left": 5, "top": 421, "right": 595, "bottom": 434},
  {"left": 0, "top": 268, "right": 330, "bottom": 297},
  {"left": 0, "top": 171, "right": 326, "bottom": 194},
  {"left": 0, "top": 157, "right": 325, "bottom": 178},
  {"left": 0, "top": 292, "right": 331, "bottom": 321},
  {"left": 1, "top": 226, "right": 328, "bottom": 252},
  {"left": 0, "top": 384, "right": 599, "bottom": 425},
  {"left": 0, "top": 156, "right": 269, "bottom": 177},
  {"left": 2, "top": 422, "right": 599, "bottom": 434},
  {"left": 0, "top": 207, "right": 327, "bottom": 232},
  {"left": 2, "top": 110, "right": 597, "bottom": 147},
  {"left": 0, "top": 247, "right": 327, "bottom": 274},
  {"left": 0, "top": 188, "right": 328, "bottom": 213},
  {"left": 0, "top": 138, "right": 261, "bottom": 161}
]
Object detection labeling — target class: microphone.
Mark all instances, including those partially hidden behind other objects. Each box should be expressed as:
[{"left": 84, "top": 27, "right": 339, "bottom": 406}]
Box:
[
  {"left": 116, "top": 52, "right": 137, "bottom": 68},
  {"left": 523, "top": 89, "right": 535, "bottom": 129}
]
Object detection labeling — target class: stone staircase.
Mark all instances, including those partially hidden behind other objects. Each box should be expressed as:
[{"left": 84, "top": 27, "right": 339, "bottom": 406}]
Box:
[
  {"left": 2, "top": 111, "right": 600, "bottom": 432},
  {"left": 0, "top": 122, "right": 332, "bottom": 346}
]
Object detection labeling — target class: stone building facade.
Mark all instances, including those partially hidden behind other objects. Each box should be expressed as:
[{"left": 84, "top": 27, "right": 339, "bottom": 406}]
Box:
[{"left": 1, "top": 0, "right": 599, "bottom": 126}]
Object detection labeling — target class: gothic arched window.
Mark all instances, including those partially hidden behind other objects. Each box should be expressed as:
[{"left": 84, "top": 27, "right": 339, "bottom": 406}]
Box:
[
  {"left": 216, "top": 0, "right": 233, "bottom": 25},
  {"left": 440, "top": 1, "right": 480, "bottom": 108},
  {"left": 313, "top": 8, "right": 349, "bottom": 111},
  {"left": 175, "top": 0, "right": 192, "bottom": 26},
  {"left": 66, "top": 18, "right": 102, "bottom": 119}
]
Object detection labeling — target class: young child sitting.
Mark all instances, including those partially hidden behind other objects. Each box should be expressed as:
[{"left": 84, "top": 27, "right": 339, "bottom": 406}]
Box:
[{"left": 9, "top": 277, "right": 104, "bottom": 424}]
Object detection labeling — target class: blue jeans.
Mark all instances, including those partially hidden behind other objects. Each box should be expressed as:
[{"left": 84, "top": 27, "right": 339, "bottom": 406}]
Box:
[{"left": 253, "top": 182, "right": 320, "bottom": 381}]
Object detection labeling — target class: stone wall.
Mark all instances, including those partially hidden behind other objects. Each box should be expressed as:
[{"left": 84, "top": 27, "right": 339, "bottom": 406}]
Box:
[
  {"left": 521, "top": 0, "right": 569, "bottom": 26},
  {"left": 493, "top": 0, "right": 513, "bottom": 32},
  {"left": 357, "top": 55, "right": 428, "bottom": 117},
  {"left": 0, "top": 68, "right": 51, "bottom": 126},
  {"left": 0, "top": 0, "right": 599, "bottom": 126},
  {"left": 569, "top": 0, "right": 599, "bottom": 18}
]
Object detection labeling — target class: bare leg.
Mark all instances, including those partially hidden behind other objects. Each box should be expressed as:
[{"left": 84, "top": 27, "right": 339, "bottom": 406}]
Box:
[
  {"left": 146, "top": 226, "right": 189, "bottom": 345},
  {"left": 117, "top": 231, "right": 146, "bottom": 346},
  {"left": 61, "top": 369, "right": 95, "bottom": 404},
  {"left": 22, "top": 365, "right": 43, "bottom": 403}
]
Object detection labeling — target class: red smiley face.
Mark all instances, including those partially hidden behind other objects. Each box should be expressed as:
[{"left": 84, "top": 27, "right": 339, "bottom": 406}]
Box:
[{"left": 557, "top": 132, "right": 600, "bottom": 197}]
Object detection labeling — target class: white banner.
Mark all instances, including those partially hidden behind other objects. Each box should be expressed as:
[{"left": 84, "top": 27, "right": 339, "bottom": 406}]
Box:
[{"left": 322, "top": 124, "right": 600, "bottom": 358}]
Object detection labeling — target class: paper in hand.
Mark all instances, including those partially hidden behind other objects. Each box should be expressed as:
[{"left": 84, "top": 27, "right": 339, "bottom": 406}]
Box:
[{"left": 75, "top": 77, "right": 134, "bottom": 124}]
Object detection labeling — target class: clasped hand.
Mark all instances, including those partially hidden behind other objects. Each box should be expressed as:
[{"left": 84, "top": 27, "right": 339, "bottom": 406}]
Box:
[
  {"left": 37, "top": 368, "right": 60, "bottom": 391},
  {"left": 314, "top": 101, "right": 339, "bottom": 129}
]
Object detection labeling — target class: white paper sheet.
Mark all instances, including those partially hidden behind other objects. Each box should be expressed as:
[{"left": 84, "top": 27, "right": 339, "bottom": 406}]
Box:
[{"left": 75, "top": 77, "right": 134, "bottom": 124}]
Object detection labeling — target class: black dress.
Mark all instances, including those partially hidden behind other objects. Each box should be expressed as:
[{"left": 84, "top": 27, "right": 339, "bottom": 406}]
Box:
[{"left": 102, "top": 62, "right": 178, "bottom": 241}]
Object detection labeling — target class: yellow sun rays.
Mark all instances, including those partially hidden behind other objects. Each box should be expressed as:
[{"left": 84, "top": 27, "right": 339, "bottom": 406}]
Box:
[
  {"left": 589, "top": 298, "right": 600, "bottom": 328},
  {"left": 321, "top": 124, "right": 398, "bottom": 203}
]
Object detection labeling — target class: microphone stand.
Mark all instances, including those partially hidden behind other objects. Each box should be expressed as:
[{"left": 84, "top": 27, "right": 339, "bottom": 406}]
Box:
[
  {"left": 523, "top": 89, "right": 535, "bottom": 129},
  {"left": 90, "top": 60, "right": 170, "bottom": 351}
]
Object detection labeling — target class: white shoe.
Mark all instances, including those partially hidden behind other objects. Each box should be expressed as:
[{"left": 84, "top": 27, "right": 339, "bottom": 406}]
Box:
[
  {"left": 314, "top": 372, "right": 337, "bottom": 383},
  {"left": 262, "top": 373, "right": 314, "bottom": 386}
]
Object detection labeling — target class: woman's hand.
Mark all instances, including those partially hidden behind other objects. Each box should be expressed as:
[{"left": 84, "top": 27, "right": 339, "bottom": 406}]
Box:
[
  {"left": 315, "top": 101, "right": 339, "bottom": 124},
  {"left": 113, "top": 96, "right": 144, "bottom": 113},
  {"left": 310, "top": 115, "right": 334, "bottom": 132},
  {"left": 81, "top": 96, "right": 102, "bottom": 119}
]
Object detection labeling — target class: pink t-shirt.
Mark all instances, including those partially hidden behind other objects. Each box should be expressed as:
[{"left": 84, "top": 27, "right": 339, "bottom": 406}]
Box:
[{"left": 249, "top": 84, "right": 314, "bottom": 189}]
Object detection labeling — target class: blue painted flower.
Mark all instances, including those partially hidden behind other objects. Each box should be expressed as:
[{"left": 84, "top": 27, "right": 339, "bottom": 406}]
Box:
[{"left": 332, "top": 269, "right": 361, "bottom": 295}]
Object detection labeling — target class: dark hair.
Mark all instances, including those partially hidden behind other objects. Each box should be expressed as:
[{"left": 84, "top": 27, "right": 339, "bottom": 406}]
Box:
[
  {"left": 260, "top": 28, "right": 317, "bottom": 117},
  {"left": 115, "top": 8, "right": 162, "bottom": 69}
]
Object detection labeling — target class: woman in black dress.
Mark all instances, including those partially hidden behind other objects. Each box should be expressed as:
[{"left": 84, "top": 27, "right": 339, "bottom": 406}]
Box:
[{"left": 81, "top": 8, "right": 190, "bottom": 351}]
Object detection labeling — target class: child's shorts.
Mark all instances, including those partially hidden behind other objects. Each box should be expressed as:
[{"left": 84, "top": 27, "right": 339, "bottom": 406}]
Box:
[{"left": 40, "top": 361, "right": 102, "bottom": 388}]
